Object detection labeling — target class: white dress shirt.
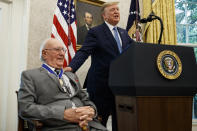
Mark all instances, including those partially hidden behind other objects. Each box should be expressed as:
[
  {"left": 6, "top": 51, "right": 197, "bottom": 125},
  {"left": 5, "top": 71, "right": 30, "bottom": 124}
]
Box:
[{"left": 104, "top": 21, "right": 122, "bottom": 46}]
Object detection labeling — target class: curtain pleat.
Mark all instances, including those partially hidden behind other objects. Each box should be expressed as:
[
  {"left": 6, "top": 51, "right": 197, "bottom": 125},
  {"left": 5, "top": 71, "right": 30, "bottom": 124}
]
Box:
[{"left": 142, "top": 0, "right": 177, "bottom": 45}]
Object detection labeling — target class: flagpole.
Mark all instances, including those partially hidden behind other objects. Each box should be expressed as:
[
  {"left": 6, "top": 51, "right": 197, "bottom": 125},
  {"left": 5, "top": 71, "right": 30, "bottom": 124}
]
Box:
[
  {"left": 135, "top": 0, "right": 140, "bottom": 42},
  {"left": 135, "top": 0, "right": 138, "bottom": 21},
  {"left": 68, "top": 0, "right": 71, "bottom": 45}
]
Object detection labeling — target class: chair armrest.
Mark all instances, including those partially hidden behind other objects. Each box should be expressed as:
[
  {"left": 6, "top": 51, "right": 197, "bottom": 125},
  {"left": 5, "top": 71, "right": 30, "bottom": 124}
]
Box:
[{"left": 32, "top": 120, "right": 43, "bottom": 129}]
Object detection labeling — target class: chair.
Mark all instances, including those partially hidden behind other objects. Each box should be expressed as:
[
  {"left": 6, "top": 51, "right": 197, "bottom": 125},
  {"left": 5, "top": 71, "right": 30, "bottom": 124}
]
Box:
[{"left": 16, "top": 91, "right": 43, "bottom": 131}]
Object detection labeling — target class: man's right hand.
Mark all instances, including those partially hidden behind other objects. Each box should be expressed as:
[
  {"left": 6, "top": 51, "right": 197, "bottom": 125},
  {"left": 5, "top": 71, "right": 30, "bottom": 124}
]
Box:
[
  {"left": 64, "top": 108, "right": 79, "bottom": 123},
  {"left": 64, "top": 67, "right": 73, "bottom": 72},
  {"left": 64, "top": 107, "right": 94, "bottom": 127}
]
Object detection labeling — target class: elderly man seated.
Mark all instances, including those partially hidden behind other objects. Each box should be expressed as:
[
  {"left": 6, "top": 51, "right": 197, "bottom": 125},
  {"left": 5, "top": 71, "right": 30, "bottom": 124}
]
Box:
[{"left": 18, "top": 38, "right": 107, "bottom": 131}]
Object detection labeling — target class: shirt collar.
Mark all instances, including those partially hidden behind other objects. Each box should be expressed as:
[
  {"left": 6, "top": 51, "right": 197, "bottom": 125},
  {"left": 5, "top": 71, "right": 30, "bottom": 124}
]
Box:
[
  {"left": 44, "top": 63, "right": 55, "bottom": 72},
  {"left": 42, "top": 63, "right": 63, "bottom": 79},
  {"left": 85, "top": 24, "right": 91, "bottom": 30},
  {"left": 105, "top": 21, "right": 117, "bottom": 32}
]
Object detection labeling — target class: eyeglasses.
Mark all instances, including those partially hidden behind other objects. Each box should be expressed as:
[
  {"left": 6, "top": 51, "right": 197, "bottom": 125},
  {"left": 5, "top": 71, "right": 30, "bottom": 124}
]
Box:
[{"left": 44, "top": 48, "right": 66, "bottom": 52}]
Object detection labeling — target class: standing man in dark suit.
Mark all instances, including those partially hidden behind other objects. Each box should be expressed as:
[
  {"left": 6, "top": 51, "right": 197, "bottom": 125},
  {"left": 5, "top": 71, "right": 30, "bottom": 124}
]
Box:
[
  {"left": 77, "top": 12, "right": 93, "bottom": 45},
  {"left": 18, "top": 38, "right": 107, "bottom": 131},
  {"left": 65, "top": 2, "right": 134, "bottom": 131}
]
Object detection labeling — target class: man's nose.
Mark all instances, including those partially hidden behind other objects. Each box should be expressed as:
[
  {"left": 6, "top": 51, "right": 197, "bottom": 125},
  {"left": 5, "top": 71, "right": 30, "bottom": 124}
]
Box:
[
  {"left": 59, "top": 50, "right": 65, "bottom": 55},
  {"left": 114, "top": 9, "right": 119, "bottom": 13}
]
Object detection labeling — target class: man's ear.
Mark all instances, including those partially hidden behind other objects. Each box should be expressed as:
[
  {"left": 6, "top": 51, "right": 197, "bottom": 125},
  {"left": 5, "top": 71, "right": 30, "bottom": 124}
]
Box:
[
  {"left": 42, "top": 50, "right": 47, "bottom": 60},
  {"left": 102, "top": 13, "right": 106, "bottom": 21}
]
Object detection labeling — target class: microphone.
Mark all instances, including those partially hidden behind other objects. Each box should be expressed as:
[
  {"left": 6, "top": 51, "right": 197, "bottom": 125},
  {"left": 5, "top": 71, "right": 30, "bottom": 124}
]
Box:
[
  {"left": 139, "top": 12, "right": 155, "bottom": 23},
  {"left": 139, "top": 12, "right": 164, "bottom": 44},
  {"left": 139, "top": 18, "right": 148, "bottom": 23}
]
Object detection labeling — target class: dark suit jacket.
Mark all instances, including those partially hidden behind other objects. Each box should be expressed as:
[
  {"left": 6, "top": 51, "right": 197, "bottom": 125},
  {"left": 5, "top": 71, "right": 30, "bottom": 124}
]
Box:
[
  {"left": 77, "top": 25, "right": 89, "bottom": 45},
  {"left": 69, "top": 22, "right": 134, "bottom": 106},
  {"left": 18, "top": 67, "right": 106, "bottom": 131}
]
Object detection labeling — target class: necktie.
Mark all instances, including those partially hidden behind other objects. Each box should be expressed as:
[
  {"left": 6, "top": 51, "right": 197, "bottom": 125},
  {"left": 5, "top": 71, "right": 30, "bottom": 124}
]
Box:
[
  {"left": 113, "top": 27, "right": 122, "bottom": 53},
  {"left": 59, "top": 75, "right": 72, "bottom": 95},
  {"left": 55, "top": 69, "right": 71, "bottom": 94}
]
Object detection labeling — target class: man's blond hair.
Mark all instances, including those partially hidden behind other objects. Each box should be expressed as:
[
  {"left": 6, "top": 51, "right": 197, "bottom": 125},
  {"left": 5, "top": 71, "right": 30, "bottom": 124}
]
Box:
[{"left": 101, "top": 2, "right": 119, "bottom": 15}]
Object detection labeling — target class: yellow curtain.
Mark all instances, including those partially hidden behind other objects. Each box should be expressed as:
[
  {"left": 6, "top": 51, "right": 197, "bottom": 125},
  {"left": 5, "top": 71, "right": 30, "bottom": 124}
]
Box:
[{"left": 142, "top": 0, "right": 177, "bottom": 45}]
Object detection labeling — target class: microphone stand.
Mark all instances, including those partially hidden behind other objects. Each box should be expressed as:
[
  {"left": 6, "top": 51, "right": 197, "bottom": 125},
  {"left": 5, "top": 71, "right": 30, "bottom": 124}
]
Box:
[
  {"left": 152, "top": 15, "right": 163, "bottom": 44},
  {"left": 140, "top": 13, "right": 164, "bottom": 44}
]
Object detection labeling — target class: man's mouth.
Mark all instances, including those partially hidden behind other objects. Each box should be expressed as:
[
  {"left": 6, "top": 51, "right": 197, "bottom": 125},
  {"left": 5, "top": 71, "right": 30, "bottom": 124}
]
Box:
[
  {"left": 114, "top": 15, "right": 119, "bottom": 19},
  {"left": 57, "top": 58, "right": 64, "bottom": 61}
]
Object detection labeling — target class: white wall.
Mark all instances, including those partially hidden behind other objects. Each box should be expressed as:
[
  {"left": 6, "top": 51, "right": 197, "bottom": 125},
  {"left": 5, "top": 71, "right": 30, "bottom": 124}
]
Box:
[
  {"left": 27, "top": 0, "right": 56, "bottom": 70},
  {"left": 0, "top": 0, "right": 30, "bottom": 130}
]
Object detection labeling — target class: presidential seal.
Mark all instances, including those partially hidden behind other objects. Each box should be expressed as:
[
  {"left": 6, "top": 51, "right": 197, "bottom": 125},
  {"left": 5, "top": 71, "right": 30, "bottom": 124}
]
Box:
[{"left": 157, "top": 50, "right": 182, "bottom": 80}]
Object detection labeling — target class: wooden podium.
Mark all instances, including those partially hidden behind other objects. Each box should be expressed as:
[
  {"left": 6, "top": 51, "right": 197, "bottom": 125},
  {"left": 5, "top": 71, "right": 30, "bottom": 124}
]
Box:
[{"left": 109, "top": 43, "right": 197, "bottom": 131}]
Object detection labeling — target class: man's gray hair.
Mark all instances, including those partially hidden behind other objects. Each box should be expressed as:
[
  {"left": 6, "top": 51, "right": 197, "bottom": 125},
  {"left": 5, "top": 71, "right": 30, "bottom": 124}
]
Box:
[
  {"left": 39, "top": 38, "right": 51, "bottom": 62},
  {"left": 101, "top": 2, "right": 119, "bottom": 15}
]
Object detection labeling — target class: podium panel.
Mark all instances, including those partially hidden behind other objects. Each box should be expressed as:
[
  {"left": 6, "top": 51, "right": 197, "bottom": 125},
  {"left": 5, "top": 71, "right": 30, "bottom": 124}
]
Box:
[{"left": 116, "top": 96, "right": 192, "bottom": 131}]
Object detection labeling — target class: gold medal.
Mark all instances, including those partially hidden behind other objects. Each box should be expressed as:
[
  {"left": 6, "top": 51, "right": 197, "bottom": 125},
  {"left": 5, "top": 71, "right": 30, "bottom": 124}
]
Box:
[{"left": 59, "top": 79, "right": 63, "bottom": 86}]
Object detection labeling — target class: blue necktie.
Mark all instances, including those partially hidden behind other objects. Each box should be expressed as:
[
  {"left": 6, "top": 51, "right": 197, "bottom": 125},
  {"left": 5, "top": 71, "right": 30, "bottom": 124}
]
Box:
[{"left": 113, "top": 27, "right": 122, "bottom": 53}]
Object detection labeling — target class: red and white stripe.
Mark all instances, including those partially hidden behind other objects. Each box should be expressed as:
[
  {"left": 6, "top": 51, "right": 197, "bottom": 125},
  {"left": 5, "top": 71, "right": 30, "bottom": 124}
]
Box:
[{"left": 51, "top": 4, "right": 76, "bottom": 67}]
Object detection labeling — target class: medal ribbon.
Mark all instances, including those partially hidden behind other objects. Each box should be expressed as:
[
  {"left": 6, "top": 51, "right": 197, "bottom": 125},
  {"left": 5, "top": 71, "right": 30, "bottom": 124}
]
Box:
[{"left": 42, "top": 64, "right": 63, "bottom": 79}]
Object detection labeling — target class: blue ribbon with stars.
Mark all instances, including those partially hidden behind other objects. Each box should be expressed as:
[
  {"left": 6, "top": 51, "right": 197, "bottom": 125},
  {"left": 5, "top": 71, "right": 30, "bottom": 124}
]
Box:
[{"left": 42, "top": 64, "right": 63, "bottom": 79}]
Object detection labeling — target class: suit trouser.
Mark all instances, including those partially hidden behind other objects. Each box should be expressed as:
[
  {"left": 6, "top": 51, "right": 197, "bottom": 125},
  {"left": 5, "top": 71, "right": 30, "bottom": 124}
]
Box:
[
  {"left": 98, "top": 102, "right": 117, "bottom": 131},
  {"left": 89, "top": 93, "right": 118, "bottom": 131}
]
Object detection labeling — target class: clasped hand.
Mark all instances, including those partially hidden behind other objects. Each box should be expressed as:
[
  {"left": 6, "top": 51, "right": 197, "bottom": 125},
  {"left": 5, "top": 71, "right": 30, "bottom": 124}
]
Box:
[{"left": 64, "top": 106, "right": 95, "bottom": 128}]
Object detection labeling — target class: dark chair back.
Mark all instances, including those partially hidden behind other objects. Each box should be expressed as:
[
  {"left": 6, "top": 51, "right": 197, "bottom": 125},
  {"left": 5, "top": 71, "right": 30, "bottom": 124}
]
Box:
[{"left": 16, "top": 91, "right": 42, "bottom": 131}]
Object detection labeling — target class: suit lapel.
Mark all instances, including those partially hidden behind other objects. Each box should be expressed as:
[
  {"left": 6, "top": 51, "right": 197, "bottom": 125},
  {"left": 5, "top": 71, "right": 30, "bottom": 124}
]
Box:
[
  {"left": 117, "top": 27, "right": 127, "bottom": 50},
  {"left": 64, "top": 72, "right": 80, "bottom": 95},
  {"left": 102, "top": 23, "right": 120, "bottom": 54},
  {"left": 39, "top": 67, "right": 64, "bottom": 92}
]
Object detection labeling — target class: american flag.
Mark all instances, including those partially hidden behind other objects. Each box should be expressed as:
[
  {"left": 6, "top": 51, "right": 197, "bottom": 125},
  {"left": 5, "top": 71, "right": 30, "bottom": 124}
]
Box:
[{"left": 51, "top": 0, "right": 77, "bottom": 67}]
